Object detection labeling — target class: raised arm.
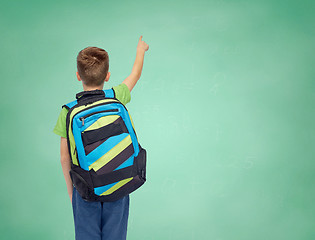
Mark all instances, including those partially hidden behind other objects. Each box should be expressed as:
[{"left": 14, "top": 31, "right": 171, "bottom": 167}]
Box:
[{"left": 123, "top": 36, "right": 149, "bottom": 92}]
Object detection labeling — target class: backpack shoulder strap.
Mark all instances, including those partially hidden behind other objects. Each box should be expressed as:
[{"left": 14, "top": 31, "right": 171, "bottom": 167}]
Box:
[
  {"left": 103, "top": 88, "right": 115, "bottom": 99},
  {"left": 62, "top": 99, "right": 78, "bottom": 110}
]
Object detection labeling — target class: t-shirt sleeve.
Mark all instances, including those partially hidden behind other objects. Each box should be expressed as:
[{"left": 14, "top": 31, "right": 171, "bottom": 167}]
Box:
[
  {"left": 112, "top": 83, "right": 131, "bottom": 105},
  {"left": 53, "top": 107, "right": 68, "bottom": 138}
]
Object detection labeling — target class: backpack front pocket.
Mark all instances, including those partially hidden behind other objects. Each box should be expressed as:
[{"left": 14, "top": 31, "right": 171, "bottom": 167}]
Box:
[{"left": 81, "top": 115, "right": 129, "bottom": 155}]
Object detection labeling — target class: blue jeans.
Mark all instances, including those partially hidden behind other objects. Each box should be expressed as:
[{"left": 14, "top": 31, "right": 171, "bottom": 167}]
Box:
[{"left": 72, "top": 187, "right": 130, "bottom": 240}]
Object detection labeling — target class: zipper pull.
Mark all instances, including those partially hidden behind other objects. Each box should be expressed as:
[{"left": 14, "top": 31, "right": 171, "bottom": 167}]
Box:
[{"left": 80, "top": 117, "right": 85, "bottom": 126}]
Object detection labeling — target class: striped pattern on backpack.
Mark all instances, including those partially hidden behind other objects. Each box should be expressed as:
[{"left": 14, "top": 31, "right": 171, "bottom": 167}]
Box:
[{"left": 63, "top": 89, "right": 146, "bottom": 202}]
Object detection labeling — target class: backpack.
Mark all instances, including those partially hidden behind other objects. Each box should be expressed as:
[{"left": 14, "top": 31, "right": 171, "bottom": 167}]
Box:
[{"left": 63, "top": 89, "right": 147, "bottom": 202}]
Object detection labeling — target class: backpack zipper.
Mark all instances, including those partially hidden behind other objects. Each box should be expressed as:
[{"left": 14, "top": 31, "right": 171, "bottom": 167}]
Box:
[{"left": 79, "top": 109, "right": 119, "bottom": 126}]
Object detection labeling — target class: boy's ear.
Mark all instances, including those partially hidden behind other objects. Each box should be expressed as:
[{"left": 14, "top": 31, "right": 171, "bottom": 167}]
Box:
[
  {"left": 76, "top": 71, "right": 82, "bottom": 81},
  {"left": 105, "top": 72, "right": 111, "bottom": 82}
]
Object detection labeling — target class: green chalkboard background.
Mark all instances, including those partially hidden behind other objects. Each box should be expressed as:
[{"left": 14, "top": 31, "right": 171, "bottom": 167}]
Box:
[{"left": 1, "top": 0, "right": 314, "bottom": 239}]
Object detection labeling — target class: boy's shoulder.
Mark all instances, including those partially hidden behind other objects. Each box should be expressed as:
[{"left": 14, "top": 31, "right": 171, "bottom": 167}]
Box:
[
  {"left": 64, "top": 83, "right": 131, "bottom": 109},
  {"left": 112, "top": 83, "right": 131, "bottom": 105}
]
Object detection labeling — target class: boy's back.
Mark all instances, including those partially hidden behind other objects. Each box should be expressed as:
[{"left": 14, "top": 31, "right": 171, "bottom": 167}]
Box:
[{"left": 53, "top": 36, "right": 149, "bottom": 240}]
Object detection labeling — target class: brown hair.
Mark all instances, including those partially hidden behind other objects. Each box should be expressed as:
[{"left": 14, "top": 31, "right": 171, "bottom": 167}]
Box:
[{"left": 77, "top": 47, "right": 109, "bottom": 87}]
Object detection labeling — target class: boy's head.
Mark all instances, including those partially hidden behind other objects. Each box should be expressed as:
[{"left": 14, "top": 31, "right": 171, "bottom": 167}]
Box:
[{"left": 76, "top": 47, "right": 110, "bottom": 88}]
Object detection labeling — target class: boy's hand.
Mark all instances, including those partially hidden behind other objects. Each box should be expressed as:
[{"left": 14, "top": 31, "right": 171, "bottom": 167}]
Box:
[
  {"left": 123, "top": 36, "right": 149, "bottom": 92},
  {"left": 137, "top": 36, "right": 149, "bottom": 52}
]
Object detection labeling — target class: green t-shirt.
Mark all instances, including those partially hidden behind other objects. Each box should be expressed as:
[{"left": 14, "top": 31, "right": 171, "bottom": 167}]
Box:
[{"left": 53, "top": 83, "right": 131, "bottom": 138}]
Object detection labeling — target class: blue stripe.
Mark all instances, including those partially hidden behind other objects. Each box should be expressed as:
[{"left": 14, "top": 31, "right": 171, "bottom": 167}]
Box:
[
  {"left": 86, "top": 133, "right": 130, "bottom": 168},
  {"left": 114, "top": 155, "right": 134, "bottom": 171},
  {"left": 94, "top": 181, "right": 118, "bottom": 196},
  {"left": 66, "top": 100, "right": 77, "bottom": 109},
  {"left": 103, "top": 89, "right": 114, "bottom": 98},
  {"left": 120, "top": 106, "right": 140, "bottom": 156}
]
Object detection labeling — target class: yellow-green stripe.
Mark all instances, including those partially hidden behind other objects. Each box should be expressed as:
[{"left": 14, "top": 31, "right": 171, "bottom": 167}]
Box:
[
  {"left": 100, "top": 177, "right": 133, "bottom": 196},
  {"left": 84, "top": 115, "right": 120, "bottom": 132},
  {"left": 89, "top": 135, "right": 132, "bottom": 171}
]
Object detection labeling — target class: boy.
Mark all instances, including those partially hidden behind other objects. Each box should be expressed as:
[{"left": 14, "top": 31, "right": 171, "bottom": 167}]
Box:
[{"left": 53, "top": 36, "right": 149, "bottom": 240}]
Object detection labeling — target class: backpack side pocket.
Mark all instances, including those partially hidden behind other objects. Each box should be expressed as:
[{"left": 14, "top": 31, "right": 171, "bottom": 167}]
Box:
[
  {"left": 69, "top": 165, "right": 96, "bottom": 201},
  {"left": 135, "top": 146, "right": 147, "bottom": 182}
]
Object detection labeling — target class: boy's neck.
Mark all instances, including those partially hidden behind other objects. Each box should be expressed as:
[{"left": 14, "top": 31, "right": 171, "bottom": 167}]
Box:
[{"left": 82, "top": 83, "right": 104, "bottom": 91}]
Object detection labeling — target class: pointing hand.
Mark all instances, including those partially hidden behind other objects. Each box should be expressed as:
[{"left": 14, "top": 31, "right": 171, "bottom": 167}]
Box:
[{"left": 137, "top": 36, "right": 149, "bottom": 52}]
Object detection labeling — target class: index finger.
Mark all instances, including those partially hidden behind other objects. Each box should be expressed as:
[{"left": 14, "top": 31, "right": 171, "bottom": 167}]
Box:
[{"left": 139, "top": 36, "right": 143, "bottom": 41}]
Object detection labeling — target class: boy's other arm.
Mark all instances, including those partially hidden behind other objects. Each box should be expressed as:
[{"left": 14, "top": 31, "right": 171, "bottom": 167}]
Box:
[
  {"left": 123, "top": 36, "right": 149, "bottom": 92},
  {"left": 60, "top": 137, "right": 73, "bottom": 203}
]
